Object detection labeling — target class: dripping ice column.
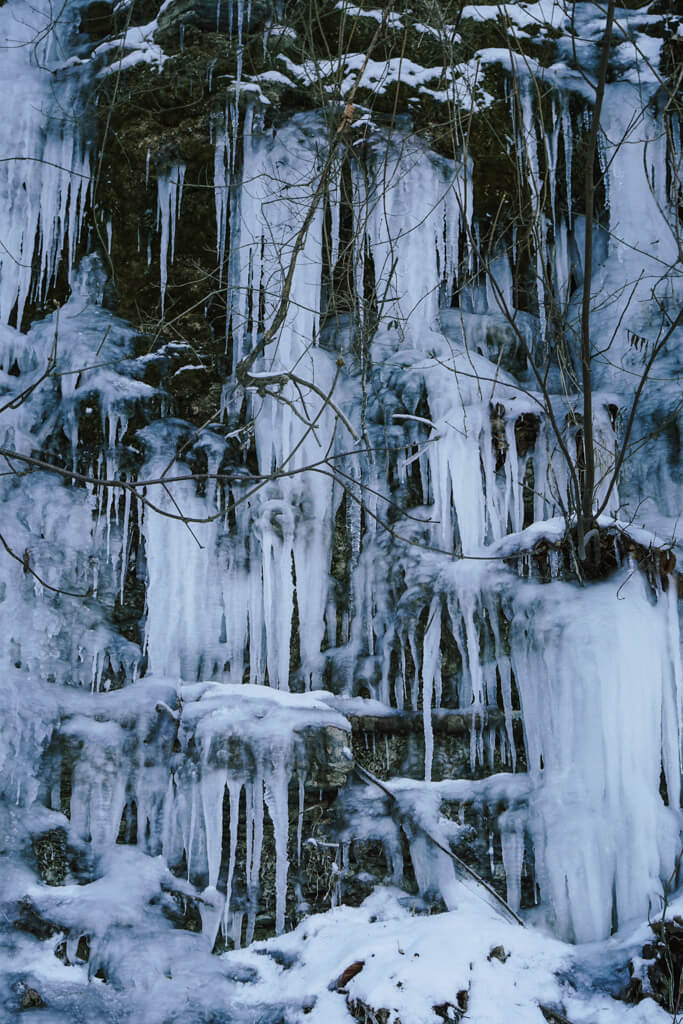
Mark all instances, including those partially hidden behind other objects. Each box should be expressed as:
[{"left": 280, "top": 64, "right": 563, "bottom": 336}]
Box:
[
  {"left": 241, "top": 115, "right": 337, "bottom": 689},
  {"left": 509, "top": 569, "right": 682, "bottom": 942},
  {"left": 141, "top": 444, "right": 223, "bottom": 681},
  {"left": 361, "top": 138, "right": 461, "bottom": 338}
]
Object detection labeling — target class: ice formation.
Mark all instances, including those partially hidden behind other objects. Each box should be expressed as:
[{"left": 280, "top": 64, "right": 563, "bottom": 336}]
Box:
[
  {"left": 0, "top": 0, "right": 90, "bottom": 326},
  {"left": 0, "top": 0, "right": 681, "bottom": 1019}
]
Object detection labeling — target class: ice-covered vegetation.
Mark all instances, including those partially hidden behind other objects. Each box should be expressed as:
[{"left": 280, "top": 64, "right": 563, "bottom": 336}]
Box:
[{"left": 0, "top": 0, "right": 681, "bottom": 1021}]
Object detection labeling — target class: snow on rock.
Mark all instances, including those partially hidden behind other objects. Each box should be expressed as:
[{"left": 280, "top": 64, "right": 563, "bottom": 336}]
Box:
[
  {"left": 0, "top": 670, "right": 353, "bottom": 952},
  {"left": 164, "top": 682, "right": 351, "bottom": 938}
]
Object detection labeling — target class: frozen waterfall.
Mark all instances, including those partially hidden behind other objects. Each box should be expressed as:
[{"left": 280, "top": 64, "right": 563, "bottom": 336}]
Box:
[{"left": 0, "top": 3, "right": 681, "bottom": 1019}]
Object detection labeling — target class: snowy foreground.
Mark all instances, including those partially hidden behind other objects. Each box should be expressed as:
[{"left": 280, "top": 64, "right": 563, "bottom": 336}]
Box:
[
  {"left": 0, "top": 828, "right": 677, "bottom": 1024},
  {"left": 0, "top": 668, "right": 680, "bottom": 1024},
  {"left": 0, "top": 659, "right": 680, "bottom": 1023}
]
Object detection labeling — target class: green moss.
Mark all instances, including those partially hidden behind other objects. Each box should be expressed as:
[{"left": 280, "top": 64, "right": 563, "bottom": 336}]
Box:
[
  {"left": 33, "top": 829, "right": 68, "bottom": 886},
  {"left": 454, "top": 63, "right": 520, "bottom": 227},
  {"left": 92, "top": 57, "right": 226, "bottom": 413}
]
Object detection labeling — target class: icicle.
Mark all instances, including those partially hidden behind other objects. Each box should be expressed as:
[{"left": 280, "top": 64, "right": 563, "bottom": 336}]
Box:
[
  {"left": 157, "top": 164, "right": 187, "bottom": 315},
  {"left": 229, "top": 910, "right": 244, "bottom": 950},
  {"left": 296, "top": 773, "right": 305, "bottom": 865},
  {"left": 214, "top": 113, "right": 230, "bottom": 285},
  {"left": 499, "top": 808, "right": 526, "bottom": 914},
  {"left": 258, "top": 502, "right": 295, "bottom": 690},
  {"left": 187, "top": 781, "right": 198, "bottom": 880},
  {"left": 0, "top": 45, "right": 91, "bottom": 326},
  {"left": 236, "top": 0, "right": 244, "bottom": 82},
  {"left": 422, "top": 598, "right": 441, "bottom": 782},
  {"left": 199, "top": 887, "right": 224, "bottom": 950},
  {"left": 222, "top": 780, "right": 242, "bottom": 933},
  {"left": 245, "top": 776, "right": 264, "bottom": 946},
  {"left": 562, "top": 104, "right": 572, "bottom": 228},
  {"left": 265, "top": 758, "right": 289, "bottom": 935},
  {"left": 201, "top": 770, "right": 227, "bottom": 890},
  {"left": 119, "top": 487, "right": 132, "bottom": 602},
  {"left": 509, "top": 568, "right": 683, "bottom": 941}
]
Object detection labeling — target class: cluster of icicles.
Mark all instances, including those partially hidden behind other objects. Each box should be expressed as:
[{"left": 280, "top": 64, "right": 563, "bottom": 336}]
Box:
[
  {"left": 0, "top": 0, "right": 681, "bottom": 948},
  {"left": 1, "top": 677, "right": 351, "bottom": 944},
  {"left": 0, "top": 0, "right": 90, "bottom": 326},
  {"left": 142, "top": 96, "right": 623, "bottom": 701}
]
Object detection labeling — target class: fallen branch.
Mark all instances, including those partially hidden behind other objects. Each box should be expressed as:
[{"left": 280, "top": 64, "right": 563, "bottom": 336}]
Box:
[
  {"left": 353, "top": 760, "right": 525, "bottom": 927},
  {"left": 539, "top": 1005, "right": 575, "bottom": 1024}
]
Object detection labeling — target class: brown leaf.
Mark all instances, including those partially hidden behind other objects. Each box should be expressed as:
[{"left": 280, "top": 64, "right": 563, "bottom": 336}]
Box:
[{"left": 336, "top": 960, "right": 365, "bottom": 990}]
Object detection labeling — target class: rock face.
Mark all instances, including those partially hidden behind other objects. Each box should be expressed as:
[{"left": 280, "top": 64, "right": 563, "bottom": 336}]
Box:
[
  {"left": 0, "top": 0, "right": 681, "bottom": 1018},
  {"left": 32, "top": 829, "right": 68, "bottom": 887}
]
